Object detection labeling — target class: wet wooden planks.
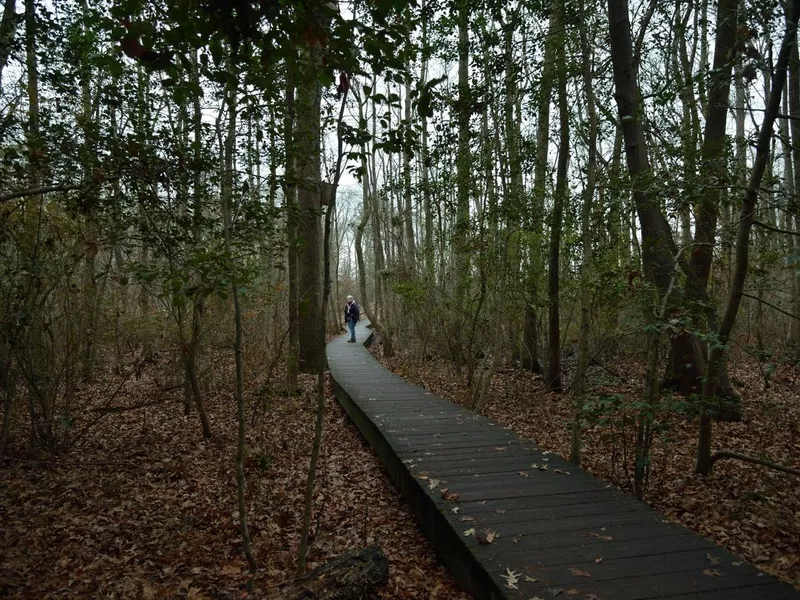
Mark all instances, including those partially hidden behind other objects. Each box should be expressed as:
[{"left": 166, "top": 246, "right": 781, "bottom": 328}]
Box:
[{"left": 327, "top": 322, "right": 800, "bottom": 600}]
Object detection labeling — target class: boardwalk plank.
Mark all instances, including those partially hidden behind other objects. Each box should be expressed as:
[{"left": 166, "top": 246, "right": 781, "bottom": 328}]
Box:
[{"left": 327, "top": 323, "right": 800, "bottom": 600}]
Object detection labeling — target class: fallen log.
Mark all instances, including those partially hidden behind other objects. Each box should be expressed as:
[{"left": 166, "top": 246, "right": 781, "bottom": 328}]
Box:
[{"left": 270, "top": 547, "right": 389, "bottom": 600}]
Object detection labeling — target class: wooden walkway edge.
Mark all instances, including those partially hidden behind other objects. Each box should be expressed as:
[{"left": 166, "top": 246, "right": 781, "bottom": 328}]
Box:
[{"left": 327, "top": 321, "right": 800, "bottom": 600}]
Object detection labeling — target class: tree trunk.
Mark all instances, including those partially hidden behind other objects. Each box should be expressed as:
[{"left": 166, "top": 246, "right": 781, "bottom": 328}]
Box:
[
  {"left": 296, "top": 46, "right": 323, "bottom": 374},
  {"left": 221, "top": 62, "right": 256, "bottom": 573},
  {"left": 24, "top": 0, "right": 39, "bottom": 179},
  {"left": 369, "top": 95, "right": 385, "bottom": 321},
  {"left": 79, "top": 0, "right": 97, "bottom": 383},
  {"left": 298, "top": 84, "right": 348, "bottom": 575},
  {"left": 503, "top": 11, "right": 541, "bottom": 375},
  {"left": 186, "top": 51, "right": 211, "bottom": 437},
  {"left": 787, "top": 18, "right": 800, "bottom": 356},
  {"left": 524, "top": 0, "right": 557, "bottom": 374},
  {"left": 0, "top": 0, "right": 18, "bottom": 88},
  {"left": 572, "top": 0, "right": 597, "bottom": 465},
  {"left": 782, "top": 84, "right": 799, "bottom": 352},
  {"left": 285, "top": 68, "right": 300, "bottom": 392},
  {"left": 421, "top": 2, "right": 434, "bottom": 283},
  {"left": 607, "top": 0, "right": 678, "bottom": 298},
  {"left": 696, "top": 1, "right": 800, "bottom": 473},
  {"left": 454, "top": 0, "right": 471, "bottom": 303},
  {"left": 667, "top": 0, "right": 740, "bottom": 413},
  {"left": 675, "top": 0, "right": 700, "bottom": 249},
  {"left": 135, "top": 63, "right": 151, "bottom": 316},
  {"left": 403, "top": 73, "right": 415, "bottom": 271},
  {"left": 187, "top": 293, "right": 211, "bottom": 438},
  {"left": 547, "top": 0, "right": 567, "bottom": 393},
  {"left": 356, "top": 95, "right": 393, "bottom": 357}
]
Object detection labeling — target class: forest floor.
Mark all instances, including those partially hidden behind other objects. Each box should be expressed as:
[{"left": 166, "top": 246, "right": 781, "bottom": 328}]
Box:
[
  {"left": 371, "top": 339, "right": 800, "bottom": 591},
  {"left": 0, "top": 363, "right": 468, "bottom": 599}
]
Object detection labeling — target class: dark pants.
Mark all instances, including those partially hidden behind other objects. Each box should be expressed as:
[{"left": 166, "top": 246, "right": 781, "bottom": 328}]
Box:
[{"left": 348, "top": 319, "right": 356, "bottom": 341}]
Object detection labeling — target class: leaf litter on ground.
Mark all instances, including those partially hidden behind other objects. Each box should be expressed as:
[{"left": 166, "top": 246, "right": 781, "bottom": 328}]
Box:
[{"left": 0, "top": 363, "right": 469, "bottom": 599}]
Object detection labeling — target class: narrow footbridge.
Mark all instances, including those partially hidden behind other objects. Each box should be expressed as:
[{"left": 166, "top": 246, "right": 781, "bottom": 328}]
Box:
[{"left": 327, "top": 322, "right": 800, "bottom": 600}]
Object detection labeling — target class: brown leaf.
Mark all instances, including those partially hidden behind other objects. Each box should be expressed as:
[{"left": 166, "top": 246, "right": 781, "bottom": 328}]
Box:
[
  {"left": 703, "top": 569, "right": 722, "bottom": 577},
  {"left": 143, "top": 583, "right": 155, "bottom": 600},
  {"left": 441, "top": 488, "right": 460, "bottom": 502},
  {"left": 595, "top": 556, "right": 603, "bottom": 564},
  {"left": 221, "top": 563, "right": 242, "bottom": 575},
  {"left": 476, "top": 528, "right": 497, "bottom": 545},
  {"left": 569, "top": 568, "right": 590, "bottom": 577}
]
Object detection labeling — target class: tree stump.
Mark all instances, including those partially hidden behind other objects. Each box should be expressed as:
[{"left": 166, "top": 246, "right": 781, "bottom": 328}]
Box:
[{"left": 270, "top": 547, "right": 389, "bottom": 600}]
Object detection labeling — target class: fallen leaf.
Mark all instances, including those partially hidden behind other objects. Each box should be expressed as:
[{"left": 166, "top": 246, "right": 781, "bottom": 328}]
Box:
[
  {"left": 441, "top": 488, "right": 460, "bottom": 502},
  {"left": 460, "top": 516, "right": 474, "bottom": 521},
  {"left": 502, "top": 568, "right": 521, "bottom": 590},
  {"left": 525, "top": 575, "right": 538, "bottom": 582},
  {"left": 143, "top": 583, "right": 155, "bottom": 600},
  {"left": 566, "top": 590, "right": 579, "bottom": 596},
  {"left": 451, "top": 506, "right": 460, "bottom": 514},
  {"left": 594, "top": 557, "right": 603, "bottom": 564},
  {"left": 703, "top": 569, "right": 722, "bottom": 577},
  {"left": 463, "top": 528, "right": 476, "bottom": 536},
  {"left": 569, "top": 568, "right": 590, "bottom": 577},
  {"left": 706, "top": 553, "right": 721, "bottom": 565},
  {"left": 428, "top": 478, "right": 440, "bottom": 490},
  {"left": 477, "top": 528, "right": 497, "bottom": 545},
  {"left": 221, "top": 563, "right": 242, "bottom": 575}
]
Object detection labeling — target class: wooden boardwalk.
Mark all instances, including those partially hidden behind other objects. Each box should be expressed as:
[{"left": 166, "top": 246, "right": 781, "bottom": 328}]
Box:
[{"left": 327, "top": 322, "right": 800, "bottom": 600}]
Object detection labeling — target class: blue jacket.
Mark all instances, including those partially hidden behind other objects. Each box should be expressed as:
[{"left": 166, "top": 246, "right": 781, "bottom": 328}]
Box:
[{"left": 345, "top": 301, "right": 359, "bottom": 323}]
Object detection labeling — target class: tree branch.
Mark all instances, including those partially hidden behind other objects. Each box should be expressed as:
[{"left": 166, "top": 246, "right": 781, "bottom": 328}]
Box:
[
  {"left": 753, "top": 220, "right": 800, "bottom": 236},
  {"left": 709, "top": 451, "right": 800, "bottom": 477},
  {"left": 0, "top": 183, "right": 82, "bottom": 203},
  {"left": 742, "top": 292, "right": 800, "bottom": 321}
]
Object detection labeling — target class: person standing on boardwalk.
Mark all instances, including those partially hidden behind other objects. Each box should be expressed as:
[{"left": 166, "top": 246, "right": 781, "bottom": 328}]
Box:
[{"left": 344, "top": 295, "right": 360, "bottom": 343}]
